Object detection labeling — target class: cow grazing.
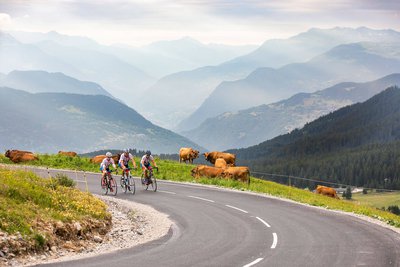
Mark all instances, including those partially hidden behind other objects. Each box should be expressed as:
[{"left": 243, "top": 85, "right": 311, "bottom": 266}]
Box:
[
  {"left": 58, "top": 151, "right": 77, "bottom": 157},
  {"left": 191, "top": 165, "right": 225, "bottom": 178},
  {"left": 222, "top": 166, "right": 250, "bottom": 185},
  {"left": 5, "top": 150, "right": 38, "bottom": 163},
  {"left": 90, "top": 154, "right": 120, "bottom": 164},
  {"left": 179, "top": 148, "right": 199, "bottom": 163},
  {"left": 203, "top": 151, "right": 236, "bottom": 165},
  {"left": 315, "top": 185, "right": 340, "bottom": 199}
]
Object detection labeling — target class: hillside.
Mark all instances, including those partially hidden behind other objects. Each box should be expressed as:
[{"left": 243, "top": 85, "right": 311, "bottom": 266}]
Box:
[
  {"left": 0, "top": 87, "right": 202, "bottom": 154},
  {"left": 229, "top": 87, "right": 400, "bottom": 189},
  {"left": 180, "top": 42, "right": 400, "bottom": 131},
  {"left": 0, "top": 70, "right": 113, "bottom": 97},
  {"left": 182, "top": 74, "right": 400, "bottom": 150}
]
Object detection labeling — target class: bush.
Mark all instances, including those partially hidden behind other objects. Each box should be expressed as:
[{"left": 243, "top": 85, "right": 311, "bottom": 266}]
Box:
[
  {"left": 388, "top": 205, "right": 400, "bottom": 215},
  {"left": 345, "top": 186, "right": 352, "bottom": 200},
  {"left": 53, "top": 173, "right": 76, "bottom": 188},
  {"left": 362, "top": 189, "right": 368, "bottom": 194}
]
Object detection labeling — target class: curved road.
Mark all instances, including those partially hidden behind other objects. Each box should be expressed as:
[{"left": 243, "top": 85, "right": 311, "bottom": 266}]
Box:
[{"left": 28, "top": 167, "right": 400, "bottom": 267}]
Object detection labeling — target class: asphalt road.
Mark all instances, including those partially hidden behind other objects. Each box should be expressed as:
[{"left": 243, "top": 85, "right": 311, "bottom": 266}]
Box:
[{"left": 26, "top": 167, "right": 400, "bottom": 267}]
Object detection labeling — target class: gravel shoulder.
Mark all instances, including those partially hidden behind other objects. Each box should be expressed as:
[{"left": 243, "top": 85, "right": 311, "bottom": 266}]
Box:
[{"left": 3, "top": 196, "right": 172, "bottom": 267}]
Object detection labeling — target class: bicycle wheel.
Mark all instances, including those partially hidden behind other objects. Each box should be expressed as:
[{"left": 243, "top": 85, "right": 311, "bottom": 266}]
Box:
[
  {"left": 150, "top": 176, "right": 157, "bottom": 192},
  {"left": 101, "top": 176, "right": 108, "bottom": 195},
  {"left": 141, "top": 173, "right": 148, "bottom": 190},
  {"left": 109, "top": 177, "right": 117, "bottom": 196},
  {"left": 122, "top": 174, "right": 128, "bottom": 194},
  {"left": 128, "top": 175, "right": 136, "bottom": 195}
]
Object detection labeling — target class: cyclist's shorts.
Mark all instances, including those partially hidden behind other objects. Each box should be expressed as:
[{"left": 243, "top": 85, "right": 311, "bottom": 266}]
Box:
[
  {"left": 100, "top": 167, "right": 110, "bottom": 172},
  {"left": 140, "top": 163, "right": 151, "bottom": 168},
  {"left": 118, "top": 163, "right": 129, "bottom": 168}
]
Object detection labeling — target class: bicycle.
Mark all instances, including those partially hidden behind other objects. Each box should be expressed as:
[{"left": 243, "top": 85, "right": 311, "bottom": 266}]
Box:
[
  {"left": 101, "top": 169, "right": 117, "bottom": 196},
  {"left": 141, "top": 166, "right": 158, "bottom": 192},
  {"left": 120, "top": 167, "right": 136, "bottom": 194}
]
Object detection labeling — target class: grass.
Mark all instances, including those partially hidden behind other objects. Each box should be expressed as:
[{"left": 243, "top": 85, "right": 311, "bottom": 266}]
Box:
[
  {"left": 0, "top": 166, "right": 110, "bottom": 251},
  {"left": 348, "top": 191, "right": 400, "bottom": 209},
  {"left": 1, "top": 153, "right": 399, "bottom": 228}
]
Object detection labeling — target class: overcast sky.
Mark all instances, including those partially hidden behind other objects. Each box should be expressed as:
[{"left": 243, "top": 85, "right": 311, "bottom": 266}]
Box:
[{"left": 0, "top": 0, "right": 399, "bottom": 46}]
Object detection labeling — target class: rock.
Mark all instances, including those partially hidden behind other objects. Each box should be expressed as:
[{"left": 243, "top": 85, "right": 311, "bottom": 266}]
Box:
[
  {"left": 93, "top": 236, "right": 103, "bottom": 243},
  {"left": 0, "top": 250, "right": 5, "bottom": 257},
  {"left": 50, "top": 246, "right": 57, "bottom": 253},
  {"left": 136, "top": 230, "right": 143, "bottom": 235}
]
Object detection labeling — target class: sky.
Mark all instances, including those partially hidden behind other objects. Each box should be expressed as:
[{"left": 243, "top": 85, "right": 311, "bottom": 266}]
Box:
[{"left": 0, "top": 0, "right": 399, "bottom": 46}]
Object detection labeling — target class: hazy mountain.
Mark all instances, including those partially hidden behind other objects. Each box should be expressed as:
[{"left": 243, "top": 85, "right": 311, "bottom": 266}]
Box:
[
  {"left": 227, "top": 86, "right": 400, "bottom": 189},
  {"left": 1, "top": 32, "right": 155, "bottom": 107},
  {"left": 138, "top": 27, "right": 400, "bottom": 130},
  {"left": 179, "top": 42, "right": 400, "bottom": 131},
  {"left": 0, "top": 70, "right": 113, "bottom": 97},
  {"left": 0, "top": 33, "right": 81, "bottom": 77},
  {"left": 0, "top": 87, "right": 202, "bottom": 154},
  {"left": 109, "top": 37, "right": 257, "bottom": 78},
  {"left": 183, "top": 74, "right": 400, "bottom": 150}
]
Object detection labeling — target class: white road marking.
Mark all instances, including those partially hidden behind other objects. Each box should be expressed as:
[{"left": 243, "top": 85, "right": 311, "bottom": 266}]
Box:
[
  {"left": 225, "top": 204, "right": 248, "bottom": 213},
  {"left": 271, "top": 233, "right": 278, "bottom": 249},
  {"left": 243, "top": 258, "right": 263, "bottom": 267},
  {"left": 188, "top": 196, "right": 215, "bottom": 203},
  {"left": 256, "top": 217, "right": 271, "bottom": 228},
  {"left": 158, "top": 190, "right": 177, "bottom": 195}
]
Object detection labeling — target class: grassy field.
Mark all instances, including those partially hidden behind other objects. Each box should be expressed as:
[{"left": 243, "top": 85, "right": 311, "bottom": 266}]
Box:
[
  {"left": 1, "top": 153, "right": 399, "bottom": 228},
  {"left": 349, "top": 191, "right": 400, "bottom": 209}
]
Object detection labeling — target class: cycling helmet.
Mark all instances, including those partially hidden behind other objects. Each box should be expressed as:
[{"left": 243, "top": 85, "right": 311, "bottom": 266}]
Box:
[
  {"left": 145, "top": 150, "right": 151, "bottom": 156},
  {"left": 123, "top": 148, "right": 129, "bottom": 153},
  {"left": 106, "top": 152, "right": 112, "bottom": 158}
]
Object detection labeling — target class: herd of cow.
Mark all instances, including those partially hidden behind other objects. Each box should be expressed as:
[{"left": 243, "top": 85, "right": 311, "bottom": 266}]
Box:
[
  {"left": 3, "top": 149, "right": 341, "bottom": 199},
  {"left": 179, "top": 148, "right": 251, "bottom": 185}
]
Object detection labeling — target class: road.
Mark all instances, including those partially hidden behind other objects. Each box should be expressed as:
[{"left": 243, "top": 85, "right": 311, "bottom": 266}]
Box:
[{"left": 26, "top": 167, "right": 400, "bottom": 267}]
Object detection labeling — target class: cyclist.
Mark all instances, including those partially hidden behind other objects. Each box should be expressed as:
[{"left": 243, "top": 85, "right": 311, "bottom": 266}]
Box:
[
  {"left": 119, "top": 149, "right": 137, "bottom": 171},
  {"left": 141, "top": 150, "right": 158, "bottom": 184},
  {"left": 100, "top": 152, "right": 117, "bottom": 188}
]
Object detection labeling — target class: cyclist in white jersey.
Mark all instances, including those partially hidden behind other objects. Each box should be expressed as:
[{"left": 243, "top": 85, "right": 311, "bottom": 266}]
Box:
[
  {"left": 119, "top": 149, "right": 137, "bottom": 171},
  {"left": 100, "top": 152, "right": 117, "bottom": 181},
  {"left": 141, "top": 150, "right": 158, "bottom": 183}
]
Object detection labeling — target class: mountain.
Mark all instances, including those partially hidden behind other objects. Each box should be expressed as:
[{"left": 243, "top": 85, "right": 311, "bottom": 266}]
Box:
[
  {"left": 0, "top": 87, "right": 202, "bottom": 154},
  {"left": 228, "top": 86, "right": 400, "bottom": 189},
  {"left": 0, "top": 32, "right": 155, "bottom": 108},
  {"left": 179, "top": 42, "right": 400, "bottom": 131},
  {"left": 0, "top": 70, "right": 113, "bottom": 97},
  {"left": 138, "top": 27, "right": 400, "bottom": 130},
  {"left": 182, "top": 74, "right": 400, "bottom": 150}
]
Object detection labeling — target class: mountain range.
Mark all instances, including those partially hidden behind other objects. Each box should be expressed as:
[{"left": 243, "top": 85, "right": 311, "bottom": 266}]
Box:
[
  {"left": 183, "top": 73, "right": 400, "bottom": 150},
  {"left": 179, "top": 41, "right": 400, "bottom": 131},
  {"left": 0, "top": 87, "right": 202, "bottom": 154},
  {"left": 228, "top": 86, "right": 400, "bottom": 189},
  {"left": 135, "top": 27, "right": 400, "bottom": 130},
  {"left": 0, "top": 70, "right": 112, "bottom": 97}
]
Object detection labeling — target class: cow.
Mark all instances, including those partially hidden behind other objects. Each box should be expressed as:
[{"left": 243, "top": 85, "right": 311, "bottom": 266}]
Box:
[
  {"left": 5, "top": 149, "right": 38, "bottom": 163},
  {"left": 58, "top": 151, "right": 77, "bottom": 157},
  {"left": 214, "top": 158, "right": 227, "bottom": 169},
  {"left": 179, "top": 148, "right": 199, "bottom": 164},
  {"left": 90, "top": 154, "right": 120, "bottom": 164},
  {"left": 222, "top": 166, "right": 250, "bottom": 185},
  {"left": 315, "top": 185, "right": 340, "bottom": 199},
  {"left": 191, "top": 165, "right": 225, "bottom": 178},
  {"left": 203, "top": 151, "right": 236, "bottom": 165}
]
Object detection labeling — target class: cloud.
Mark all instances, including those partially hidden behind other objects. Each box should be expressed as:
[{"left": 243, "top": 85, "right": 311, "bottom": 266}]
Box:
[
  {"left": 0, "top": 13, "right": 12, "bottom": 30},
  {"left": 0, "top": 0, "right": 399, "bottom": 45}
]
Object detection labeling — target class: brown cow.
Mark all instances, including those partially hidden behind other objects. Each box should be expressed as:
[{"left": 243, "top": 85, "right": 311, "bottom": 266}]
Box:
[
  {"left": 191, "top": 165, "right": 225, "bottom": 178},
  {"left": 203, "top": 151, "right": 236, "bottom": 165},
  {"left": 90, "top": 154, "right": 120, "bottom": 164},
  {"left": 214, "top": 158, "right": 227, "bottom": 169},
  {"left": 179, "top": 148, "right": 199, "bottom": 163},
  {"left": 58, "top": 151, "right": 77, "bottom": 157},
  {"left": 5, "top": 150, "right": 38, "bottom": 163},
  {"left": 222, "top": 166, "right": 250, "bottom": 185},
  {"left": 315, "top": 185, "right": 340, "bottom": 199}
]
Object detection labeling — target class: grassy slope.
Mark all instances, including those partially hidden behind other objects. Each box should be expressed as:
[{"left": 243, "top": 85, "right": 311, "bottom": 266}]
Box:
[
  {"left": 349, "top": 191, "right": 400, "bottom": 209},
  {"left": 1, "top": 154, "right": 399, "bottom": 228},
  {"left": 0, "top": 166, "right": 110, "bottom": 252}
]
